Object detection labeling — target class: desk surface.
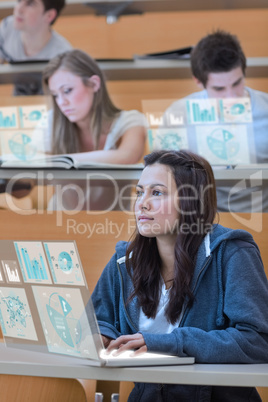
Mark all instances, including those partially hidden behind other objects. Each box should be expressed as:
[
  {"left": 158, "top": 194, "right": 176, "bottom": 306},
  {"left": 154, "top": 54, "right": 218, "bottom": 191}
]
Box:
[
  {"left": 0, "top": 344, "right": 267, "bottom": 387},
  {"left": 0, "top": 58, "right": 267, "bottom": 84},
  {"left": 1, "top": 165, "right": 268, "bottom": 181}
]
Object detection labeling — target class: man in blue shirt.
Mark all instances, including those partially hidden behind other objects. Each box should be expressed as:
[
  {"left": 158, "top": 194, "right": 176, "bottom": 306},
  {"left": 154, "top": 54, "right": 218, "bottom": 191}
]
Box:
[{"left": 164, "top": 30, "right": 268, "bottom": 213}]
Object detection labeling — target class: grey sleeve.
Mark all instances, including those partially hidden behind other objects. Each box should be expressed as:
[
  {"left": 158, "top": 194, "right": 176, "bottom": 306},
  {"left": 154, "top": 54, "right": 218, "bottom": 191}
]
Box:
[{"left": 0, "top": 19, "right": 6, "bottom": 61}]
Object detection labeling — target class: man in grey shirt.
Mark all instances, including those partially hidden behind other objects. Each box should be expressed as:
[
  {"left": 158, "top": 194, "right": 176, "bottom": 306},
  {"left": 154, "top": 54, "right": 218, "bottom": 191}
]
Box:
[{"left": 0, "top": 0, "right": 72, "bottom": 95}]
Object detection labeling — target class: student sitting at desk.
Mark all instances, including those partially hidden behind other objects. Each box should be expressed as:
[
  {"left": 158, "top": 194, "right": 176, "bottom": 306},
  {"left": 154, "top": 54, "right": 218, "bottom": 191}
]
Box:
[
  {"left": 92, "top": 149, "right": 268, "bottom": 402},
  {"left": 0, "top": 0, "right": 72, "bottom": 95},
  {"left": 164, "top": 30, "right": 268, "bottom": 213},
  {"left": 42, "top": 49, "right": 148, "bottom": 210}
]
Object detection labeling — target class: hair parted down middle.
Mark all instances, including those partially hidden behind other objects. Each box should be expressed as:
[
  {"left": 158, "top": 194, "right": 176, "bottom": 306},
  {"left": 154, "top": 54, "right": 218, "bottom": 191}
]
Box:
[
  {"left": 126, "top": 149, "right": 217, "bottom": 324},
  {"left": 42, "top": 49, "right": 121, "bottom": 154}
]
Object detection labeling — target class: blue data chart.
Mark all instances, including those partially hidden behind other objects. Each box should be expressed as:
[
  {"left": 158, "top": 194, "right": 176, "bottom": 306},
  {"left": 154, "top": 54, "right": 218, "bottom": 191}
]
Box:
[
  {"left": 14, "top": 242, "right": 52, "bottom": 284},
  {"left": 206, "top": 128, "right": 239, "bottom": 160},
  {"left": 148, "top": 128, "right": 188, "bottom": 152},
  {"left": 196, "top": 124, "right": 250, "bottom": 165},
  {"left": 19, "top": 105, "right": 48, "bottom": 129},
  {"left": 32, "top": 286, "right": 92, "bottom": 357},
  {"left": 0, "top": 112, "right": 17, "bottom": 128},
  {"left": 0, "top": 107, "right": 19, "bottom": 129},
  {"left": 1, "top": 260, "right": 21, "bottom": 283},
  {"left": 44, "top": 242, "right": 86, "bottom": 286},
  {"left": 8, "top": 132, "right": 37, "bottom": 161},
  {"left": 46, "top": 292, "right": 82, "bottom": 348},
  {"left": 219, "top": 97, "right": 252, "bottom": 123},
  {"left": 187, "top": 99, "right": 219, "bottom": 124},
  {"left": 0, "top": 287, "right": 38, "bottom": 340}
]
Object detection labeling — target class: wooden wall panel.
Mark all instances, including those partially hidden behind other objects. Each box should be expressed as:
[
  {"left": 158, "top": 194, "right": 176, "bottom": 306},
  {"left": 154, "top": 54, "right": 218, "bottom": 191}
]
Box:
[
  {"left": 1, "top": 77, "right": 267, "bottom": 112},
  {"left": 54, "top": 9, "right": 268, "bottom": 58},
  {"left": 0, "top": 210, "right": 266, "bottom": 287}
]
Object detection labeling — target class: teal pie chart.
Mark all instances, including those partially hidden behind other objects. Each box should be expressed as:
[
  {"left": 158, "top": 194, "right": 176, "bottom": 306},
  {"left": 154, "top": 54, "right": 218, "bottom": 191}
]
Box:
[
  {"left": 46, "top": 293, "right": 82, "bottom": 348},
  {"left": 207, "top": 128, "right": 239, "bottom": 160},
  {"left": 8, "top": 132, "right": 36, "bottom": 161},
  {"left": 58, "top": 252, "right": 73, "bottom": 273},
  {"left": 28, "top": 110, "right": 42, "bottom": 121},
  {"left": 230, "top": 103, "right": 245, "bottom": 115}
]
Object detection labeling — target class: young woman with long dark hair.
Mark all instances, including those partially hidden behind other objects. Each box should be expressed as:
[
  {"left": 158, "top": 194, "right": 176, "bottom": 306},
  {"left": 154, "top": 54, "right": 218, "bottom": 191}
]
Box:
[{"left": 92, "top": 150, "right": 268, "bottom": 401}]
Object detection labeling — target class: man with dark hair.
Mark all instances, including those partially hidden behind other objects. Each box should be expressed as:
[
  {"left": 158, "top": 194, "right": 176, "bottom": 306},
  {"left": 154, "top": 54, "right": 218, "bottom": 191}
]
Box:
[
  {"left": 164, "top": 30, "right": 268, "bottom": 212},
  {"left": 0, "top": 0, "right": 72, "bottom": 95},
  {"left": 38, "top": 0, "right": 66, "bottom": 24},
  {"left": 190, "top": 30, "right": 247, "bottom": 91}
]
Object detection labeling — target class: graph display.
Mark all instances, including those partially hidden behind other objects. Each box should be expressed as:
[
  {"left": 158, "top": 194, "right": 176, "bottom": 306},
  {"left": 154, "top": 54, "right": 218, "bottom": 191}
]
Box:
[
  {"left": 196, "top": 124, "right": 250, "bottom": 165},
  {"left": 0, "top": 287, "right": 38, "bottom": 340},
  {"left": 1, "top": 260, "right": 21, "bottom": 283},
  {"left": 0, "top": 129, "right": 39, "bottom": 161},
  {"left": 219, "top": 97, "right": 252, "bottom": 123},
  {"left": 19, "top": 105, "right": 48, "bottom": 129},
  {"left": 148, "top": 128, "right": 188, "bottom": 152},
  {"left": 146, "top": 111, "right": 184, "bottom": 127},
  {"left": 14, "top": 241, "right": 52, "bottom": 284},
  {"left": 32, "top": 286, "right": 94, "bottom": 357},
  {"left": 0, "top": 266, "right": 4, "bottom": 283},
  {"left": 186, "top": 99, "right": 219, "bottom": 124},
  {"left": 0, "top": 107, "right": 19, "bottom": 129},
  {"left": 44, "top": 242, "right": 86, "bottom": 286}
]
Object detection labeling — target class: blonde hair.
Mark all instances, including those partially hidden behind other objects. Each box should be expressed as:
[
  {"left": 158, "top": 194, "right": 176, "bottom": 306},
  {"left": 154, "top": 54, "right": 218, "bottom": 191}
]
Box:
[{"left": 43, "top": 49, "right": 121, "bottom": 154}]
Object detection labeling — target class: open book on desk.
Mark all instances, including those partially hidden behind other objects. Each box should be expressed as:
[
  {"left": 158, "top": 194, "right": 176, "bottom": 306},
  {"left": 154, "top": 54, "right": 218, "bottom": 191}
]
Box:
[{"left": 0, "top": 154, "right": 145, "bottom": 170}]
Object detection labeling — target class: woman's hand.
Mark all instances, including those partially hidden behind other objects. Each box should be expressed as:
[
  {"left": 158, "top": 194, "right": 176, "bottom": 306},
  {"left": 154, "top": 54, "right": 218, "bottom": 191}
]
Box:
[
  {"left": 101, "top": 335, "right": 113, "bottom": 348},
  {"left": 106, "top": 333, "right": 147, "bottom": 356}
]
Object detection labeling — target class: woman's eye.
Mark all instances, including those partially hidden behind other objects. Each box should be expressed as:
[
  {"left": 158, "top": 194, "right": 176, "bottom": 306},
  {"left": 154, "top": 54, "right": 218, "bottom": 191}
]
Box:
[
  {"left": 64, "top": 88, "right": 72, "bottom": 94},
  {"left": 152, "top": 190, "right": 162, "bottom": 196},
  {"left": 136, "top": 190, "right": 143, "bottom": 197}
]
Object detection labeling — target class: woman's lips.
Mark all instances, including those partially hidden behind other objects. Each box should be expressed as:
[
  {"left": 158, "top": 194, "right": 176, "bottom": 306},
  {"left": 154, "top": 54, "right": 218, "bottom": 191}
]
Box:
[{"left": 138, "top": 215, "right": 154, "bottom": 222}]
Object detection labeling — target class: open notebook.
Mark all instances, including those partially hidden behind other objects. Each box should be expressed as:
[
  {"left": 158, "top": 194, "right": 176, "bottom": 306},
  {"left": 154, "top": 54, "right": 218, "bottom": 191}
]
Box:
[{"left": 0, "top": 240, "right": 194, "bottom": 367}]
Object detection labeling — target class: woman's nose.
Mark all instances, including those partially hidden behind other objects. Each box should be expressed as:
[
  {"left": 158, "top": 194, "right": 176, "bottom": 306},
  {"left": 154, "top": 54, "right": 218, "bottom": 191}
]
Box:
[
  {"left": 139, "top": 194, "right": 151, "bottom": 211},
  {"left": 57, "top": 94, "right": 68, "bottom": 107}
]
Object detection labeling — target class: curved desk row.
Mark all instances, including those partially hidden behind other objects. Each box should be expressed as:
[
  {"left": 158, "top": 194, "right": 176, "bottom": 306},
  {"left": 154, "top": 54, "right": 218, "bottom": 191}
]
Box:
[
  {"left": 0, "top": 344, "right": 267, "bottom": 388},
  {"left": 0, "top": 57, "right": 267, "bottom": 85},
  {"left": 0, "top": 164, "right": 268, "bottom": 181}
]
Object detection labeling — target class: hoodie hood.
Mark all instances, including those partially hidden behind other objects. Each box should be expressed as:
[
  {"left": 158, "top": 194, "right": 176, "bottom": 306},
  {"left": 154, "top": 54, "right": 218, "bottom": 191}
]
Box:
[{"left": 191, "top": 223, "right": 259, "bottom": 327}]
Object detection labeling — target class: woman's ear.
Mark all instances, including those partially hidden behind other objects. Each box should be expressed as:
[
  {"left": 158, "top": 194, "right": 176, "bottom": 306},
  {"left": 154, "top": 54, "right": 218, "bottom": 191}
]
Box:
[{"left": 88, "top": 75, "right": 101, "bottom": 92}]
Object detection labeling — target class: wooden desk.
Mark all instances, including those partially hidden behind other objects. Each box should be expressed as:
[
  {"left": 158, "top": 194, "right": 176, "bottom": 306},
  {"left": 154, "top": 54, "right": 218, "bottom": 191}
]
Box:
[
  {"left": 1, "top": 165, "right": 268, "bottom": 182},
  {"left": 0, "top": 165, "right": 144, "bottom": 181},
  {"left": 0, "top": 58, "right": 267, "bottom": 85}
]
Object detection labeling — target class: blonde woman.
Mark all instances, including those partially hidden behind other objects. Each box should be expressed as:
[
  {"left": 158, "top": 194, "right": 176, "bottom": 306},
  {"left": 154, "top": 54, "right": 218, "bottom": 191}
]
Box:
[{"left": 42, "top": 49, "right": 148, "bottom": 210}]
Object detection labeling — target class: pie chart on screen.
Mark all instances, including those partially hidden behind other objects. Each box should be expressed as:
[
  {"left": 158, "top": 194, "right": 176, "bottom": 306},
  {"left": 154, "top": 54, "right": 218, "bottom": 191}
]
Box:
[{"left": 8, "top": 132, "right": 36, "bottom": 161}]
